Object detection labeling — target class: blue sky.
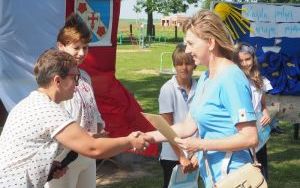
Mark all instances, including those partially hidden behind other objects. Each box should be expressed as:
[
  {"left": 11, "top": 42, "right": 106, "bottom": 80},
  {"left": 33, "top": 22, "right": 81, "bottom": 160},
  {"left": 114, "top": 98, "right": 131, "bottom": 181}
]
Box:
[{"left": 120, "top": 0, "right": 202, "bottom": 19}]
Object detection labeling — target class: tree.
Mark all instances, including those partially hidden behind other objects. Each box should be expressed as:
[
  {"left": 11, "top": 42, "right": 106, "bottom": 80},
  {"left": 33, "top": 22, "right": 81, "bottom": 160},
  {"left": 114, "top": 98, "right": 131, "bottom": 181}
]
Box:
[
  {"left": 134, "top": 0, "right": 198, "bottom": 37},
  {"left": 201, "top": 0, "right": 212, "bottom": 9}
]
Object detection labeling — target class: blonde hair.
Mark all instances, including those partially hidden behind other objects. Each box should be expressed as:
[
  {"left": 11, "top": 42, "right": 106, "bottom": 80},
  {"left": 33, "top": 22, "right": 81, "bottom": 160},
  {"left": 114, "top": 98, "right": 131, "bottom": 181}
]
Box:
[
  {"left": 234, "top": 43, "right": 263, "bottom": 90},
  {"left": 183, "top": 10, "right": 234, "bottom": 60}
]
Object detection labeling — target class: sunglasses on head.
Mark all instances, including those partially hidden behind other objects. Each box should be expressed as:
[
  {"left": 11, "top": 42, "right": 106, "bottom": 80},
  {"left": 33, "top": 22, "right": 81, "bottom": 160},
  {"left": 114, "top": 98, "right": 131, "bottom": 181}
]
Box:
[{"left": 239, "top": 43, "right": 255, "bottom": 55}]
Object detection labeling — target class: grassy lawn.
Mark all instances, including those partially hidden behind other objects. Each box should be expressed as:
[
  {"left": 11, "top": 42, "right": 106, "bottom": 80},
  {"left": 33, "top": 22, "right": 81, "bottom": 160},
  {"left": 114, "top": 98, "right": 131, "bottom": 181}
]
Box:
[{"left": 114, "top": 43, "right": 300, "bottom": 188}]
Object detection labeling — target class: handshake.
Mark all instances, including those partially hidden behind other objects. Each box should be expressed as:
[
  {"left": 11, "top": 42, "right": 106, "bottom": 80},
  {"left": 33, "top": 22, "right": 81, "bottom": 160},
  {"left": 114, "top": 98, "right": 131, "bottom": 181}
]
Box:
[
  {"left": 127, "top": 131, "right": 199, "bottom": 173},
  {"left": 127, "top": 131, "right": 154, "bottom": 152}
]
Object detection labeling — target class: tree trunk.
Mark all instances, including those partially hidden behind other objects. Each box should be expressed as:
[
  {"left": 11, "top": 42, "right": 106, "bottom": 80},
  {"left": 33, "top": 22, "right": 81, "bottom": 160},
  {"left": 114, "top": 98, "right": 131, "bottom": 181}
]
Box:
[{"left": 147, "top": 11, "right": 153, "bottom": 37}]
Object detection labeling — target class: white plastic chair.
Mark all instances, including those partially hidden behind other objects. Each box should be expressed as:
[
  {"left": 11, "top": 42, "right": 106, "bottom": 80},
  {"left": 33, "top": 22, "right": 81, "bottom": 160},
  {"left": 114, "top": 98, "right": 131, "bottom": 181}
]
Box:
[{"left": 159, "top": 52, "right": 176, "bottom": 75}]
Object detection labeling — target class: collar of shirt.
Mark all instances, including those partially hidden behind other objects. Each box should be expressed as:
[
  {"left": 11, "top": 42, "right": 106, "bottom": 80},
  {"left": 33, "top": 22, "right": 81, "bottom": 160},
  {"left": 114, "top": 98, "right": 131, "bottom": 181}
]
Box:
[{"left": 170, "top": 75, "right": 197, "bottom": 102}]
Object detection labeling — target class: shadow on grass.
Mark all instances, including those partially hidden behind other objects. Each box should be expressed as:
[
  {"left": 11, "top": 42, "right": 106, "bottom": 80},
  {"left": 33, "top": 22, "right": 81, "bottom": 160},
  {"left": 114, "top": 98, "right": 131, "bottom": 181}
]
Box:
[
  {"left": 269, "top": 148, "right": 300, "bottom": 162},
  {"left": 98, "top": 159, "right": 163, "bottom": 188},
  {"left": 268, "top": 122, "right": 300, "bottom": 188}
]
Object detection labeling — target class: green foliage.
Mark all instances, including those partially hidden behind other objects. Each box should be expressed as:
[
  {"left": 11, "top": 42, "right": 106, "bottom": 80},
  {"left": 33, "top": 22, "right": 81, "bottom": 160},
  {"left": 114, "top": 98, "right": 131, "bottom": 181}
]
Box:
[
  {"left": 202, "top": 0, "right": 213, "bottom": 9},
  {"left": 135, "top": 0, "right": 198, "bottom": 15},
  {"left": 117, "top": 19, "right": 186, "bottom": 44},
  {"left": 134, "top": 0, "right": 199, "bottom": 36}
]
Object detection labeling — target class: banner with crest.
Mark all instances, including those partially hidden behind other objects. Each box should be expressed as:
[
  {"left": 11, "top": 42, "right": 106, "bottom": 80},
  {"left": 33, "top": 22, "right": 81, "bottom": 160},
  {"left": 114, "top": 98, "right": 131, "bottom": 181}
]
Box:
[{"left": 75, "top": 0, "right": 113, "bottom": 46}]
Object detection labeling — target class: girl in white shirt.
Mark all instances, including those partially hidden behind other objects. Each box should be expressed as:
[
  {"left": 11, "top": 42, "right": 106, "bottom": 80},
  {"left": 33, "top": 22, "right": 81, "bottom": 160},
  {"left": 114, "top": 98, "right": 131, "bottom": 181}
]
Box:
[
  {"left": 159, "top": 43, "right": 198, "bottom": 188},
  {"left": 235, "top": 43, "right": 272, "bottom": 180}
]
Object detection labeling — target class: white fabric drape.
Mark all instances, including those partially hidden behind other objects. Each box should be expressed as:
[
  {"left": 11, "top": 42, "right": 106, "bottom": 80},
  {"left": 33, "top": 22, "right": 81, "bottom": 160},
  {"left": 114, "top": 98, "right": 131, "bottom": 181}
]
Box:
[{"left": 0, "top": 0, "right": 66, "bottom": 111}]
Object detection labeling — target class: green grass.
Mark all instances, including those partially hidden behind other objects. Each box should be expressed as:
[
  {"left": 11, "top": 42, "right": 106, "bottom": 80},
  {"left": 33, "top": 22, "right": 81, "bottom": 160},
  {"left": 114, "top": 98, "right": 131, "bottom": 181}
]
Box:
[
  {"left": 118, "top": 19, "right": 186, "bottom": 44},
  {"left": 101, "top": 160, "right": 164, "bottom": 188},
  {"left": 115, "top": 44, "right": 300, "bottom": 188},
  {"left": 267, "top": 122, "right": 300, "bottom": 188}
]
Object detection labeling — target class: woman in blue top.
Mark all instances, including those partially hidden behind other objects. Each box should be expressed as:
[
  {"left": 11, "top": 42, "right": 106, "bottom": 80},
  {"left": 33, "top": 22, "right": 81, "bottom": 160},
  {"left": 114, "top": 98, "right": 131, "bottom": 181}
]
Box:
[{"left": 146, "top": 10, "right": 258, "bottom": 187}]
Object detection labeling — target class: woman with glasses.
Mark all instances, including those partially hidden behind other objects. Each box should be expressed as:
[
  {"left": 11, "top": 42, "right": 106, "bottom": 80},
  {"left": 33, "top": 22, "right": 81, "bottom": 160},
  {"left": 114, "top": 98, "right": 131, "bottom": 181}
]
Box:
[
  {"left": 0, "top": 49, "right": 148, "bottom": 188},
  {"left": 46, "top": 14, "right": 106, "bottom": 188},
  {"left": 234, "top": 43, "right": 273, "bottom": 180}
]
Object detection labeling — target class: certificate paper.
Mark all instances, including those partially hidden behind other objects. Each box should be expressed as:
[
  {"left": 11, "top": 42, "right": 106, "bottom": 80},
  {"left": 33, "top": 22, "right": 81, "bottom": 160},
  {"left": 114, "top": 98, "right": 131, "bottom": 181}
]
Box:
[
  {"left": 142, "top": 113, "right": 178, "bottom": 146},
  {"left": 255, "top": 105, "right": 279, "bottom": 152},
  {"left": 168, "top": 165, "right": 199, "bottom": 188}
]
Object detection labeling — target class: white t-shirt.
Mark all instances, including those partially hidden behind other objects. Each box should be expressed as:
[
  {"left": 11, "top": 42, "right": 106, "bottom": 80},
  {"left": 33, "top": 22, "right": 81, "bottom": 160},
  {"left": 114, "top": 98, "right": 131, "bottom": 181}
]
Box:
[
  {"left": 0, "top": 91, "right": 74, "bottom": 188},
  {"left": 250, "top": 77, "right": 273, "bottom": 113},
  {"left": 159, "top": 75, "right": 197, "bottom": 161}
]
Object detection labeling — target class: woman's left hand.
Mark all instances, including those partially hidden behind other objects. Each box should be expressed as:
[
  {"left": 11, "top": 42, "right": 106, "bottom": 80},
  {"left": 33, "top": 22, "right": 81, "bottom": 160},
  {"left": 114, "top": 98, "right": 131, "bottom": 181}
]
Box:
[
  {"left": 178, "top": 156, "right": 193, "bottom": 173},
  {"left": 260, "top": 110, "right": 271, "bottom": 126},
  {"left": 174, "top": 137, "right": 201, "bottom": 153}
]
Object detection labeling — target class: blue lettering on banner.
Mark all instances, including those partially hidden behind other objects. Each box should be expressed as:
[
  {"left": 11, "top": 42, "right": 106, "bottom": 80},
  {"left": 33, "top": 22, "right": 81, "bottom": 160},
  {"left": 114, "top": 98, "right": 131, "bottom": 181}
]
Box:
[
  {"left": 275, "top": 6, "right": 294, "bottom": 22},
  {"left": 244, "top": 5, "right": 269, "bottom": 22},
  {"left": 284, "top": 24, "right": 300, "bottom": 35},
  {"left": 254, "top": 25, "right": 276, "bottom": 38}
]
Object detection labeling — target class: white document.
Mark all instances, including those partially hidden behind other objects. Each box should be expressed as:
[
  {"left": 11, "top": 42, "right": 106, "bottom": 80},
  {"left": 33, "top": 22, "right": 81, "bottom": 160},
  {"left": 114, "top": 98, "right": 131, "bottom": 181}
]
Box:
[{"left": 168, "top": 165, "right": 199, "bottom": 188}]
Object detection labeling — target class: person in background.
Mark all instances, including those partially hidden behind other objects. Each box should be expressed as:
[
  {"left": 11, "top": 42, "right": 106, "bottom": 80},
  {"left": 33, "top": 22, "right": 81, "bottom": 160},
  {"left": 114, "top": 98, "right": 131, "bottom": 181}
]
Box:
[
  {"left": 235, "top": 42, "right": 273, "bottom": 180},
  {"left": 159, "top": 43, "right": 198, "bottom": 188},
  {"left": 145, "top": 10, "right": 258, "bottom": 188},
  {"left": 0, "top": 49, "right": 148, "bottom": 188},
  {"left": 46, "top": 14, "right": 106, "bottom": 188}
]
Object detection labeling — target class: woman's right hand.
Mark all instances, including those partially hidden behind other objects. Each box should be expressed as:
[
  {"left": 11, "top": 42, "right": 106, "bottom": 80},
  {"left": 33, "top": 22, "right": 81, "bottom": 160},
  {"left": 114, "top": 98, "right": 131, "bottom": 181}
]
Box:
[
  {"left": 47, "top": 161, "right": 68, "bottom": 181},
  {"left": 174, "top": 137, "right": 202, "bottom": 153}
]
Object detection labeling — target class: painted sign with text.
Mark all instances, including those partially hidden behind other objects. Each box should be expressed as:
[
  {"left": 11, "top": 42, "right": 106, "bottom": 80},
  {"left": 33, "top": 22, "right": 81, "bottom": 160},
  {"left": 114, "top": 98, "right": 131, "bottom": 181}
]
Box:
[{"left": 213, "top": 2, "right": 300, "bottom": 95}]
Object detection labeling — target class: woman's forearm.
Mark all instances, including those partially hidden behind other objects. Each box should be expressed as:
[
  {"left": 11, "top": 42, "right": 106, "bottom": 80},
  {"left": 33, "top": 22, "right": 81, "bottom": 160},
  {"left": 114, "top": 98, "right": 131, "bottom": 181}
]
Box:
[
  {"left": 200, "top": 133, "right": 257, "bottom": 152},
  {"left": 55, "top": 123, "right": 146, "bottom": 159},
  {"left": 199, "top": 122, "right": 258, "bottom": 152}
]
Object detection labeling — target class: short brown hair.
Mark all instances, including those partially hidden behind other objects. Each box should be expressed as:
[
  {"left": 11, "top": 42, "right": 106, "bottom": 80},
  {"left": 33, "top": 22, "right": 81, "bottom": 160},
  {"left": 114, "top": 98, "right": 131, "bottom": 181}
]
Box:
[
  {"left": 172, "top": 43, "right": 194, "bottom": 67},
  {"left": 34, "top": 49, "right": 77, "bottom": 87},
  {"left": 57, "top": 13, "right": 92, "bottom": 45},
  {"left": 183, "top": 10, "right": 234, "bottom": 60}
]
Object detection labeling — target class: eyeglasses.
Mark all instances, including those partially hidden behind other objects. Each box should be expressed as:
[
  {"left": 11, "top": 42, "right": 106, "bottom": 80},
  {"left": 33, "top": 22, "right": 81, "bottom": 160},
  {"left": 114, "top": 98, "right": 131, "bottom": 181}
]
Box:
[{"left": 67, "top": 72, "right": 80, "bottom": 84}]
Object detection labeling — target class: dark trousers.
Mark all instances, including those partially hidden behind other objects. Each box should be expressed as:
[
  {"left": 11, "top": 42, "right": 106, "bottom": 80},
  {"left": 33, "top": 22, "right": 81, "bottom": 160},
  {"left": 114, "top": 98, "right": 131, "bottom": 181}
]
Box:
[
  {"left": 160, "top": 159, "right": 180, "bottom": 188},
  {"left": 0, "top": 99, "right": 8, "bottom": 127},
  {"left": 256, "top": 144, "right": 268, "bottom": 180}
]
